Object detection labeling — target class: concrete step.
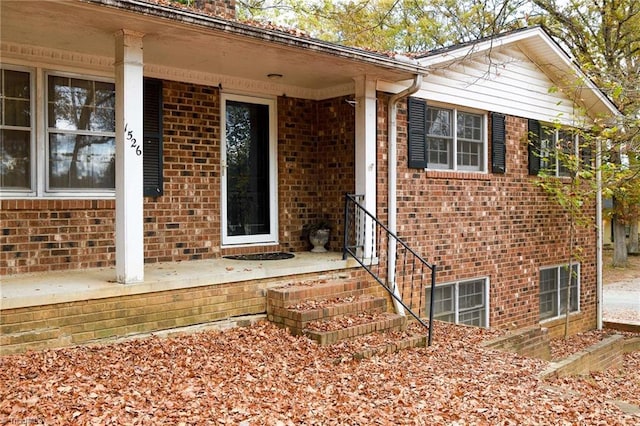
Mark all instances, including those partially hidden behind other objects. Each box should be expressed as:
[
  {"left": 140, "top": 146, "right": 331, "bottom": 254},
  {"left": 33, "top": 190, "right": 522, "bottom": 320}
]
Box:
[{"left": 304, "top": 312, "right": 407, "bottom": 345}]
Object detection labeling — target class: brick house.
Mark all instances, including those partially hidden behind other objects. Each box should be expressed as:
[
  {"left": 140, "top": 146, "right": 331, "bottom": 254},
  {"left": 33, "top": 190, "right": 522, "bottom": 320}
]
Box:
[{"left": 0, "top": 0, "right": 619, "bottom": 353}]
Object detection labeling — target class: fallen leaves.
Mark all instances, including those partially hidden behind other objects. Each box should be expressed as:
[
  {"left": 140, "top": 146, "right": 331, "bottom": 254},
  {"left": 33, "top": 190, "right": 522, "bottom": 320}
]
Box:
[
  {"left": 0, "top": 321, "right": 638, "bottom": 425},
  {"left": 304, "top": 312, "right": 390, "bottom": 332},
  {"left": 287, "top": 295, "right": 365, "bottom": 311}
]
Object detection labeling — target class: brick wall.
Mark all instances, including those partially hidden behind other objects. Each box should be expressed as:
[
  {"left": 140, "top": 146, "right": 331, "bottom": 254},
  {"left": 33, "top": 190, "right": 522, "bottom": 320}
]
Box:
[
  {"left": 144, "top": 81, "right": 221, "bottom": 262},
  {"left": 482, "top": 326, "right": 551, "bottom": 360},
  {"left": 542, "top": 312, "right": 598, "bottom": 339},
  {"left": 316, "top": 97, "right": 356, "bottom": 250},
  {"left": 0, "top": 200, "right": 115, "bottom": 274},
  {"left": 1, "top": 82, "right": 599, "bottom": 337},
  {"left": 0, "top": 82, "right": 353, "bottom": 275},
  {"left": 386, "top": 97, "right": 598, "bottom": 332},
  {"left": 541, "top": 334, "right": 624, "bottom": 377}
]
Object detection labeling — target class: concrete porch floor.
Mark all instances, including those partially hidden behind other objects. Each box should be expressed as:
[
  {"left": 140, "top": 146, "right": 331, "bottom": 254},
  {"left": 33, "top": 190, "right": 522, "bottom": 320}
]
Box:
[{"left": 1, "top": 251, "right": 359, "bottom": 310}]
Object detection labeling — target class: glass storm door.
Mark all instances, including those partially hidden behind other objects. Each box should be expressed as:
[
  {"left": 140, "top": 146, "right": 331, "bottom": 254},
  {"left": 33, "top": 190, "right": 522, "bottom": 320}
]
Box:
[{"left": 221, "top": 94, "right": 277, "bottom": 245}]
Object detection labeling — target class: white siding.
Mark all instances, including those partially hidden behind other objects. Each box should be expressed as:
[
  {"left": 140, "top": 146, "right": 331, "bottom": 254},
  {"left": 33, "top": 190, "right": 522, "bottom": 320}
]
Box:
[{"left": 382, "top": 45, "right": 593, "bottom": 127}]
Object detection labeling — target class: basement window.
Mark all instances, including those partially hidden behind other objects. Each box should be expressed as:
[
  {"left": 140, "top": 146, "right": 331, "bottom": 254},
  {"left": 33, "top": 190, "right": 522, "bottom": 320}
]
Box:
[
  {"left": 539, "top": 264, "right": 580, "bottom": 321},
  {"left": 426, "top": 278, "right": 489, "bottom": 327}
]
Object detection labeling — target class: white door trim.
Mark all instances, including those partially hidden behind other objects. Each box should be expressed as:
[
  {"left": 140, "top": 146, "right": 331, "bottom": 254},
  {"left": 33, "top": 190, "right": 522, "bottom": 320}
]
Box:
[{"left": 221, "top": 93, "right": 278, "bottom": 246}]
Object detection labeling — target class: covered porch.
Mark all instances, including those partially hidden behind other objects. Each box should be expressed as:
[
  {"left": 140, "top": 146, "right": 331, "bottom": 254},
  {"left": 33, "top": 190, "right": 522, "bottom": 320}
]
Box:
[{"left": 0, "top": 0, "right": 427, "bottom": 283}]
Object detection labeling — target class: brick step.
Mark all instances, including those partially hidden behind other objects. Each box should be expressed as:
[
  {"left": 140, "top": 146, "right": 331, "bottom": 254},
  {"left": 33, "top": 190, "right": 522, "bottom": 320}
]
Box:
[
  {"left": 267, "top": 278, "right": 375, "bottom": 310},
  {"left": 268, "top": 295, "right": 388, "bottom": 335},
  {"left": 304, "top": 312, "right": 407, "bottom": 345},
  {"left": 324, "top": 321, "right": 429, "bottom": 363}
]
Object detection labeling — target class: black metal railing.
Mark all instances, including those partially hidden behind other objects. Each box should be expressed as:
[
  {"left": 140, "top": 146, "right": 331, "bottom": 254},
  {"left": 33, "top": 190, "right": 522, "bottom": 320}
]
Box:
[{"left": 343, "top": 193, "right": 437, "bottom": 346}]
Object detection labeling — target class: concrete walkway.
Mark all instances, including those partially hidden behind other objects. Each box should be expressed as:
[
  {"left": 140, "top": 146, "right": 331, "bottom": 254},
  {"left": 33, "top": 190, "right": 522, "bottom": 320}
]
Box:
[{"left": 603, "top": 278, "right": 640, "bottom": 325}]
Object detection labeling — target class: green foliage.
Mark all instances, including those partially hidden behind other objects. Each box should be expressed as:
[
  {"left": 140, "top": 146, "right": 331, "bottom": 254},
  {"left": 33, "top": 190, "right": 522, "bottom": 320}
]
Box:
[
  {"left": 530, "top": 0, "right": 640, "bottom": 265},
  {"left": 536, "top": 128, "right": 597, "bottom": 236},
  {"left": 237, "top": 0, "right": 530, "bottom": 53}
]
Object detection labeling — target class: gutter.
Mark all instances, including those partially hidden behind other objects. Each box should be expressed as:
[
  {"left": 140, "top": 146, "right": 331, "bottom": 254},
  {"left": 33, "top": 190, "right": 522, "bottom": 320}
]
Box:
[
  {"left": 387, "top": 72, "right": 424, "bottom": 315},
  {"left": 596, "top": 137, "right": 603, "bottom": 329}
]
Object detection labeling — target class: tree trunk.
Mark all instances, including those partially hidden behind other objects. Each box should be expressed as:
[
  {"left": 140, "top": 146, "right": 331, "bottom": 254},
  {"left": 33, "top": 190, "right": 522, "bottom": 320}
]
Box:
[
  {"left": 612, "top": 196, "right": 629, "bottom": 267},
  {"left": 612, "top": 215, "right": 628, "bottom": 266},
  {"left": 628, "top": 220, "right": 639, "bottom": 255},
  {"left": 564, "top": 221, "right": 575, "bottom": 340}
]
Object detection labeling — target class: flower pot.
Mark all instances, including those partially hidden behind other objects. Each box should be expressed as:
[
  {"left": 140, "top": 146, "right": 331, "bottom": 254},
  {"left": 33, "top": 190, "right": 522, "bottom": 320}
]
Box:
[{"left": 309, "top": 228, "right": 330, "bottom": 252}]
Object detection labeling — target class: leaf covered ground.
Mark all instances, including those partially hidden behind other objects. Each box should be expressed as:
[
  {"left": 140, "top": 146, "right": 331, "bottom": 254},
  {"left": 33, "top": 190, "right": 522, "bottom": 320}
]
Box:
[{"left": 1, "top": 321, "right": 639, "bottom": 425}]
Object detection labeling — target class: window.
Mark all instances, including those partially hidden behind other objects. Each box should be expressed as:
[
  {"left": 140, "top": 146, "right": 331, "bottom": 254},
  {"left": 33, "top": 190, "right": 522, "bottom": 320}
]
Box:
[
  {"left": 407, "top": 98, "right": 489, "bottom": 172},
  {"left": 0, "top": 68, "right": 32, "bottom": 190},
  {"left": 528, "top": 120, "right": 589, "bottom": 177},
  {"left": 1, "top": 65, "right": 163, "bottom": 198},
  {"left": 539, "top": 127, "right": 575, "bottom": 177},
  {"left": 539, "top": 264, "right": 580, "bottom": 321},
  {"left": 426, "top": 278, "right": 489, "bottom": 327},
  {"left": 47, "top": 74, "right": 116, "bottom": 190}
]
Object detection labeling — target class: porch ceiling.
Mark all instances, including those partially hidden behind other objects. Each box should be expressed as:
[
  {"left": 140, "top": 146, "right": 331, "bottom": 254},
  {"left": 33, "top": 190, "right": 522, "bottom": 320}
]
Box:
[{"left": 1, "top": 0, "right": 425, "bottom": 97}]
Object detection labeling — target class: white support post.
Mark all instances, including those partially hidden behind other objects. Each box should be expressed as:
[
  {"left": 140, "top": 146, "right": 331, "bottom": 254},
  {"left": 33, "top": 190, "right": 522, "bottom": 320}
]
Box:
[
  {"left": 353, "top": 76, "right": 377, "bottom": 259},
  {"left": 114, "top": 29, "right": 145, "bottom": 283}
]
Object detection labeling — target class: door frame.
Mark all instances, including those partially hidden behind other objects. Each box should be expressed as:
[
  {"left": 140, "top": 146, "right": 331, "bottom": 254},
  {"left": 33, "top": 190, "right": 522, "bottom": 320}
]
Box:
[{"left": 220, "top": 92, "right": 278, "bottom": 246}]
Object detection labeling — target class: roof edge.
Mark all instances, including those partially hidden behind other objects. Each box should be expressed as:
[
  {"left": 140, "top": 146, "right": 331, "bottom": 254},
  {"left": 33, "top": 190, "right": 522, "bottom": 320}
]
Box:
[
  {"left": 82, "top": 0, "right": 429, "bottom": 76},
  {"left": 417, "top": 26, "right": 621, "bottom": 118}
]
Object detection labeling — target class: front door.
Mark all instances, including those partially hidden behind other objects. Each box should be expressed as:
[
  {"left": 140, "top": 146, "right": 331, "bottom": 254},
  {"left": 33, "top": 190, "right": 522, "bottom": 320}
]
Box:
[{"left": 221, "top": 94, "right": 277, "bottom": 245}]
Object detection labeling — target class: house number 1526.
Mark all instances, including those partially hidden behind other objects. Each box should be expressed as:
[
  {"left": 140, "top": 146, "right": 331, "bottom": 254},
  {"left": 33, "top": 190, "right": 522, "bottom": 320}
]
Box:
[{"left": 124, "top": 123, "right": 142, "bottom": 156}]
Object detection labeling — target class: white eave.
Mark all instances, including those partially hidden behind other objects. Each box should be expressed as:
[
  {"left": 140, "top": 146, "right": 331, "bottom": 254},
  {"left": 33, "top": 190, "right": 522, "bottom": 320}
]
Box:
[
  {"left": 1, "top": 0, "right": 427, "bottom": 100},
  {"left": 417, "top": 26, "right": 621, "bottom": 120}
]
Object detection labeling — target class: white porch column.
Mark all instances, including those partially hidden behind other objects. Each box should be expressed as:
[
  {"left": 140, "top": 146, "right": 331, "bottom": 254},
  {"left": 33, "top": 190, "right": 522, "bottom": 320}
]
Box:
[
  {"left": 353, "top": 76, "right": 377, "bottom": 258},
  {"left": 114, "top": 29, "right": 145, "bottom": 283}
]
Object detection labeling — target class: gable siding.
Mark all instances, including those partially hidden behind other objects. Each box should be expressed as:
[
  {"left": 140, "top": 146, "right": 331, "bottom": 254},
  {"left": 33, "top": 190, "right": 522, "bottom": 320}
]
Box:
[{"left": 411, "top": 45, "right": 589, "bottom": 126}]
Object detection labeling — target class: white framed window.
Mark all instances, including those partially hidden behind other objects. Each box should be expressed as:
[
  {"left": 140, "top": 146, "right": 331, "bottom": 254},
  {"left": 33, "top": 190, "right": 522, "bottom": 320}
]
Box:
[
  {"left": 426, "top": 278, "right": 489, "bottom": 327},
  {"left": 46, "top": 73, "right": 116, "bottom": 192},
  {"left": 426, "top": 106, "right": 486, "bottom": 172},
  {"left": 0, "top": 66, "right": 34, "bottom": 192},
  {"left": 0, "top": 65, "right": 116, "bottom": 198},
  {"left": 528, "top": 120, "right": 588, "bottom": 177},
  {"left": 540, "top": 127, "right": 578, "bottom": 177},
  {"left": 539, "top": 263, "right": 580, "bottom": 321}
]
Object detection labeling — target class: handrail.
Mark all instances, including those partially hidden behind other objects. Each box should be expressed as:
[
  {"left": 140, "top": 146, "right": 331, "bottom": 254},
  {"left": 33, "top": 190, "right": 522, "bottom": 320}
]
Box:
[{"left": 343, "top": 193, "right": 437, "bottom": 346}]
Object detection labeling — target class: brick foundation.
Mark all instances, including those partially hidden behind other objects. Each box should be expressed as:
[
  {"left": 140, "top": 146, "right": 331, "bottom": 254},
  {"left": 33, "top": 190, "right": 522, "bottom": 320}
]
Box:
[{"left": 0, "top": 269, "right": 369, "bottom": 355}]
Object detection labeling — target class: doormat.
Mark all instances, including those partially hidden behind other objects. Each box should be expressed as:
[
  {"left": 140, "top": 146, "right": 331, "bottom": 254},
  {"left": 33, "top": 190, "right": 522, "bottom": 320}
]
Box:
[{"left": 224, "top": 252, "right": 295, "bottom": 261}]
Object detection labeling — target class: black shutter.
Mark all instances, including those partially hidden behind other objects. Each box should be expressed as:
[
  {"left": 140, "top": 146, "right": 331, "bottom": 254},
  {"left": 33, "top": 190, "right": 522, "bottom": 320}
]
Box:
[
  {"left": 527, "top": 119, "right": 541, "bottom": 175},
  {"left": 491, "top": 112, "right": 506, "bottom": 174},
  {"left": 143, "top": 78, "right": 163, "bottom": 196},
  {"left": 580, "top": 134, "right": 592, "bottom": 167},
  {"left": 407, "top": 97, "right": 428, "bottom": 169}
]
